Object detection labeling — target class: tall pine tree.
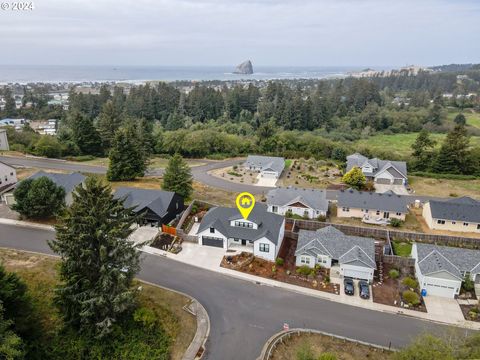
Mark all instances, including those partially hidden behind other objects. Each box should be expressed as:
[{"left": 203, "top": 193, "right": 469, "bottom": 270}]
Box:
[
  {"left": 162, "top": 153, "right": 193, "bottom": 199},
  {"left": 71, "top": 111, "right": 103, "bottom": 156},
  {"left": 411, "top": 130, "right": 437, "bottom": 170},
  {"left": 49, "top": 177, "right": 141, "bottom": 337},
  {"left": 434, "top": 124, "right": 471, "bottom": 174},
  {"left": 97, "top": 100, "right": 123, "bottom": 150},
  {"left": 107, "top": 123, "right": 147, "bottom": 181}
]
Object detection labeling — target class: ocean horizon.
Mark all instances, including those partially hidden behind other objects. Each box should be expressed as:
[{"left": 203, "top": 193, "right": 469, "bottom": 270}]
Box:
[{"left": 0, "top": 65, "right": 392, "bottom": 84}]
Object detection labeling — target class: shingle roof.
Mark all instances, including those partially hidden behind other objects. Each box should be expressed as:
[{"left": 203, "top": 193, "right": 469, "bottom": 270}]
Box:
[
  {"left": 295, "top": 226, "right": 376, "bottom": 269},
  {"left": 25, "top": 171, "right": 85, "bottom": 193},
  {"left": 266, "top": 187, "right": 328, "bottom": 212},
  {"left": 244, "top": 155, "right": 285, "bottom": 174},
  {"left": 346, "top": 153, "right": 407, "bottom": 179},
  {"left": 113, "top": 187, "right": 175, "bottom": 218},
  {"left": 415, "top": 243, "right": 480, "bottom": 278},
  {"left": 338, "top": 188, "right": 409, "bottom": 213},
  {"left": 428, "top": 196, "right": 480, "bottom": 223},
  {"left": 197, "top": 204, "right": 285, "bottom": 245}
]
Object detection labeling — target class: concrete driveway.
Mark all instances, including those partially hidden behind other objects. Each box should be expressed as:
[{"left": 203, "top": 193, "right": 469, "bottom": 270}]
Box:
[
  {"left": 255, "top": 174, "right": 277, "bottom": 187},
  {"left": 423, "top": 296, "right": 465, "bottom": 323},
  {"left": 129, "top": 225, "right": 159, "bottom": 245},
  {"left": 375, "top": 184, "right": 409, "bottom": 195}
]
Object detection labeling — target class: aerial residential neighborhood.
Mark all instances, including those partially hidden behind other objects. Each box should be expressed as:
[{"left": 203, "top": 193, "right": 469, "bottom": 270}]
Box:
[{"left": 1, "top": 1, "right": 480, "bottom": 359}]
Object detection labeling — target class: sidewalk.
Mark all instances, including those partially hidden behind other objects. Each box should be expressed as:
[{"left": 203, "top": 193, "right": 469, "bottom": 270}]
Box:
[
  {"left": 0, "top": 217, "right": 54, "bottom": 231},
  {"left": 143, "top": 242, "right": 480, "bottom": 331}
]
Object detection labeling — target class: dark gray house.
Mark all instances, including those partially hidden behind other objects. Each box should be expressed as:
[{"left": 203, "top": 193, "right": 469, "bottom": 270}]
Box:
[{"left": 114, "top": 187, "right": 184, "bottom": 226}]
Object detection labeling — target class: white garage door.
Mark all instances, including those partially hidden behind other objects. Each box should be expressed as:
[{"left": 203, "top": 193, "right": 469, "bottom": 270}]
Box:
[
  {"left": 261, "top": 171, "right": 277, "bottom": 179},
  {"left": 343, "top": 268, "right": 371, "bottom": 281},
  {"left": 423, "top": 283, "right": 457, "bottom": 298}
]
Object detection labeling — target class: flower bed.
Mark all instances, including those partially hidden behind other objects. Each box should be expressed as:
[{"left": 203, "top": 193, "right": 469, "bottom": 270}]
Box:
[
  {"left": 221, "top": 252, "right": 339, "bottom": 294},
  {"left": 460, "top": 304, "right": 480, "bottom": 322}
]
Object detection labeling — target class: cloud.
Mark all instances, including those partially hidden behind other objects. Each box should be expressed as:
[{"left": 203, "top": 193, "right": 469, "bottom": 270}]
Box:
[{"left": 0, "top": 0, "right": 478, "bottom": 66}]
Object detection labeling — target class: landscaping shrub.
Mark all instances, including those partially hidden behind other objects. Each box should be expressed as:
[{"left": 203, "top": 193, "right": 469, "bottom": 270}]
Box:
[
  {"left": 389, "top": 218, "right": 404, "bottom": 228},
  {"left": 388, "top": 269, "right": 400, "bottom": 279},
  {"left": 296, "top": 341, "right": 315, "bottom": 360},
  {"left": 275, "top": 258, "right": 284, "bottom": 266},
  {"left": 318, "top": 353, "right": 337, "bottom": 360},
  {"left": 191, "top": 204, "right": 198, "bottom": 214},
  {"left": 402, "top": 290, "right": 420, "bottom": 306},
  {"left": 271, "top": 265, "right": 276, "bottom": 273},
  {"left": 402, "top": 277, "right": 418, "bottom": 289},
  {"left": 296, "top": 265, "right": 312, "bottom": 277},
  {"left": 317, "top": 215, "right": 326, "bottom": 222}
]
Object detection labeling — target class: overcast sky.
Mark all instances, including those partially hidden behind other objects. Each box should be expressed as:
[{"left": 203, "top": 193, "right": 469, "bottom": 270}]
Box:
[{"left": 0, "top": 0, "right": 479, "bottom": 66}]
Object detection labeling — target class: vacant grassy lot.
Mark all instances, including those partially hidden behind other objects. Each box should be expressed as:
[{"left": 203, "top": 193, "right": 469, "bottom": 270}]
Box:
[
  {"left": 446, "top": 110, "right": 480, "bottom": 129},
  {"left": 67, "top": 156, "right": 205, "bottom": 169},
  {"left": 0, "top": 248, "right": 196, "bottom": 360},
  {"left": 355, "top": 133, "right": 480, "bottom": 158},
  {"left": 409, "top": 176, "right": 480, "bottom": 198},
  {"left": 271, "top": 332, "right": 392, "bottom": 360}
]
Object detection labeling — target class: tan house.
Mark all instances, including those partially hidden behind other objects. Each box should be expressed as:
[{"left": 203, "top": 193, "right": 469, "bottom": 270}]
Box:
[
  {"left": 422, "top": 197, "right": 480, "bottom": 234},
  {"left": 337, "top": 189, "right": 409, "bottom": 221}
]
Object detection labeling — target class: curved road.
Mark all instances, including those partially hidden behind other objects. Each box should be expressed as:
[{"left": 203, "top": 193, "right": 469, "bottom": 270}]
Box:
[{"left": 0, "top": 223, "right": 467, "bottom": 360}]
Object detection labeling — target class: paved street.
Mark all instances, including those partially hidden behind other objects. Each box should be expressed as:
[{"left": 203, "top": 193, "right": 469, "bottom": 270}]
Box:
[{"left": 0, "top": 223, "right": 470, "bottom": 360}]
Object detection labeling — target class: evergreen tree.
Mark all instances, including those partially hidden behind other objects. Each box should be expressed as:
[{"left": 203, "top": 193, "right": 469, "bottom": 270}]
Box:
[
  {"left": 411, "top": 130, "right": 437, "bottom": 170},
  {"left": 97, "top": 100, "right": 123, "bottom": 149},
  {"left": 12, "top": 177, "right": 66, "bottom": 219},
  {"left": 49, "top": 177, "right": 141, "bottom": 337},
  {"left": 162, "top": 153, "right": 193, "bottom": 199},
  {"left": 107, "top": 124, "right": 147, "bottom": 181},
  {"left": 3, "top": 88, "right": 16, "bottom": 117},
  {"left": 453, "top": 113, "right": 466, "bottom": 126},
  {"left": 434, "top": 124, "right": 471, "bottom": 174},
  {"left": 71, "top": 111, "right": 103, "bottom": 156},
  {"left": 427, "top": 97, "right": 444, "bottom": 125},
  {"left": 0, "top": 303, "right": 24, "bottom": 360}
]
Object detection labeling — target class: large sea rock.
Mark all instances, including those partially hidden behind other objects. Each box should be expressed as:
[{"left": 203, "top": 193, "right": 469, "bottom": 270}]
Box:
[{"left": 233, "top": 60, "right": 253, "bottom": 75}]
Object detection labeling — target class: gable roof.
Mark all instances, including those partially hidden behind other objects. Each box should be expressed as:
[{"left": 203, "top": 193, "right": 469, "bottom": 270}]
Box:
[
  {"left": 338, "top": 188, "right": 409, "bottom": 213},
  {"left": 427, "top": 196, "right": 480, "bottom": 223},
  {"left": 415, "top": 243, "right": 480, "bottom": 278},
  {"left": 346, "top": 153, "right": 407, "bottom": 179},
  {"left": 113, "top": 187, "right": 176, "bottom": 218},
  {"left": 244, "top": 155, "right": 285, "bottom": 174},
  {"left": 197, "top": 204, "right": 285, "bottom": 245},
  {"left": 0, "top": 160, "right": 15, "bottom": 171},
  {"left": 295, "top": 226, "right": 376, "bottom": 269},
  {"left": 25, "top": 171, "right": 85, "bottom": 193},
  {"left": 266, "top": 187, "right": 328, "bottom": 212}
]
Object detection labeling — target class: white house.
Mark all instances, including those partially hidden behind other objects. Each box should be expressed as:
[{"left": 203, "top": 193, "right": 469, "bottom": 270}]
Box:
[
  {"left": 266, "top": 186, "right": 329, "bottom": 219},
  {"left": 0, "top": 161, "right": 17, "bottom": 196},
  {"left": 346, "top": 153, "right": 407, "bottom": 186},
  {"left": 196, "top": 204, "right": 285, "bottom": 262},
  {"left": 295, "top": 226, "right": 377, "bottom": 282},
  {"left": 243, "top": 155, "right": 285, "bottom": 180},
  {"left": 412, "top": 243, "right": 480, "bottom": 298}
]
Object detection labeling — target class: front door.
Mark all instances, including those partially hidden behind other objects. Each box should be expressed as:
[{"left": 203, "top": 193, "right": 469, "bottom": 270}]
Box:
[
  {"left": 241, "top": 239, "right": 247, "bottom": 246},
  {"left": 383, "top": 212, "right": 390, "bottom": 219}
]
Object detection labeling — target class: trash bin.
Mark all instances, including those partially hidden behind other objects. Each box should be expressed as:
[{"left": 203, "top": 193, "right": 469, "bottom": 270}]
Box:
[{"left": 421, "top": 289, "right": 427, "bottom": 297}]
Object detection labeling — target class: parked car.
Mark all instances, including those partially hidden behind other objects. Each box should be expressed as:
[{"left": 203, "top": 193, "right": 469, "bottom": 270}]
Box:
[
  {"left": 344, "top": 278, "right": 354, "bottom": 295},
  {"left": 359, "top": 280, "right": 370, "bottom": 299}
]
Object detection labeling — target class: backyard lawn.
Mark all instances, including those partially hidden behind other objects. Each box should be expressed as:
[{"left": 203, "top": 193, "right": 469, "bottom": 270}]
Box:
[
  {"left": 391, "top": 240, "right": 412, "bottom": 257},
  {"left": 0, "top": 248, "right": 196, "bottom": 360}
]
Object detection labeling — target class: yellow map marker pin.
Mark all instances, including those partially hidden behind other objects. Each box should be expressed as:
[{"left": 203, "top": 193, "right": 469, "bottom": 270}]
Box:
[{"left": 236, "top": 192, "right": 255, "bottom": 220}]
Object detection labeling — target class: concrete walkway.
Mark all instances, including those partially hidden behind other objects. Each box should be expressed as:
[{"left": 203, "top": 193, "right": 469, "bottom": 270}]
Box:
[{"left": 143, "top": 242, "right": 480, "bottom": 331}]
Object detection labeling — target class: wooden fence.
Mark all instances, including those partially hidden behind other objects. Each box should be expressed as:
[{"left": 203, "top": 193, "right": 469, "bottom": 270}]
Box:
[
  {"left": 286, "top": 218, "right": 480, "bottom": 249},
  {"left": 382, "top": 255, "right": 415, "bottom": 267},
  {"left": 175, "top": 200, "right": 215, "bottom": 243}
]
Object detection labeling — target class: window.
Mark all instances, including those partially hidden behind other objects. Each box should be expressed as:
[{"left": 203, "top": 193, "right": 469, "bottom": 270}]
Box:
[
  {"left": 300, "top": 256, "right": 310, "bottom": 265},
  {"left": 176, "top": 202, "right": 179, "bottom": 209},
  {"left": 477, "top": 224, "right": 480, "bottom": 230},
  {"left": 437, "top": 220, "right": 445, "bottom": 225},
  {"left": 209, "top": 227, "right": 215, "bottom": 233},
  {"left": 376, "top": 210, "right": 380, "bottom": 215},
  {"left": 463, "top": 222, "right": 469, "bottom": 227},
  {"left": 452, "top": 221, "right": 456, "bottom": 225},
  {"left": 259, "top": 243, "right": 269, "bottom": 252},
  {"left": 272, "top": 206, "right": 278, "bottom": 213},
  {"left": 342, "top": 207, "right": 349, "bottom": 212},
  {"left": 234, "top": 221, "right": 253, "bottom": 228},
  {"left": 396, "top": 212, "right": 402, "bottom": 216}
]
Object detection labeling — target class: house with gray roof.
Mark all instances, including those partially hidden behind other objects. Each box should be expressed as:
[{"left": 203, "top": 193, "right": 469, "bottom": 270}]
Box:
[
  {"left": 412, "top": 242, "right": 480, "bottom": 298},
  {"left": 196, "top": 204, "right": 285, "bottom": 261},
  {"left": 114, "top": 187, "right": 184, "bottom": 226},
  {"left": 295, "top": 226, "right": 377, "bottom": 282},
  {"left": 266, "top": 187, "right": 328, "bottom": 219},
  {"left": 10, "top": 170, "right": 86, "bottom": 205},
  {"left": 0, "top": 160, "right": 16, "bottom": 196},
  {"left": 422, "top": 196, "right": 480, "bottom": 234},
  {"left": 337, "top": 189, "right": 409, "bottom": 222},
  {"left": 243, "top": 155, "right": 285, "bottom": 180},
  {"left": 346, "top": 153, "right": 407, "bottom": 185}
]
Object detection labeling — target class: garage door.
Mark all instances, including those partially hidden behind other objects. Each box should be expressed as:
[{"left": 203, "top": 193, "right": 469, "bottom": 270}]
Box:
[
  {"left": 375, "top": 178, "right": 391, "bottom": 185},
  {"left": 202, "top": 236, "right": 224, "bottom": 248},
  {"left": 423, "top": 283, "right": 457, "bottom": 298},
  {"left": 393, "top": 178, "right": 404, "bottom": 185},
  {"left": 261, "top": 172, "right": 277, "bottom": 179},
  {"left": 343, "top": 268, "right": 371, "bottom": 281}
]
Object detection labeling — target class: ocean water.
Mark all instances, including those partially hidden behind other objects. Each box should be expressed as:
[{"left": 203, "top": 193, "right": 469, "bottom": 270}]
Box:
[{"left": 0, "top": 65, "right": 368, "bottom": 83}]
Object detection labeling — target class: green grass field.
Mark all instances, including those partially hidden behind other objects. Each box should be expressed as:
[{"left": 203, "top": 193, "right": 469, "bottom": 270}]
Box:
[
  {"left": 392, "top": 240, "right": 412, "bottom": 257},
  {"left": 355, "top": 132, "right": 480, "bottom": 158},
  {"left": 446, "top": 110, "right": 480, "bottom": 128}
]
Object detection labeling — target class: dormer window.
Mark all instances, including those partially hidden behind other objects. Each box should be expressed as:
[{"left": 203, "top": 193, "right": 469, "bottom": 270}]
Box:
[{"left": 234, "top": 221, "right": 253, "bottom": 228}]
